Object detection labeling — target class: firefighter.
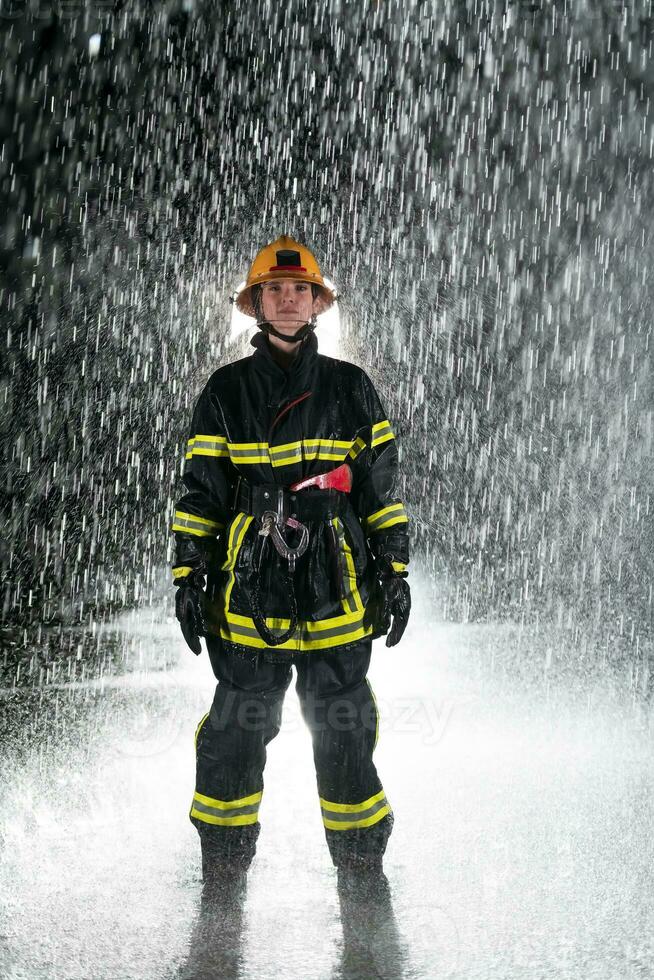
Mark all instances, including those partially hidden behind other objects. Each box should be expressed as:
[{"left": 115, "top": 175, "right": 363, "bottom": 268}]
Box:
[{"left": 171, "top": 235, "right": 411, "bottom": 893}]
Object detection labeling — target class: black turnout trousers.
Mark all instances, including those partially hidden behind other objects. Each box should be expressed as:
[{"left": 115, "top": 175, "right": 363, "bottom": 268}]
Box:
[{"left": 190, "top": 636, "right": 393, "bottom": 870}]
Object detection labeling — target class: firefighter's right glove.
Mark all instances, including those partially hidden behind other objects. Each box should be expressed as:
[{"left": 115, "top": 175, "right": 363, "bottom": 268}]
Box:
[
  {"left": 174, "top": 569, "right": 207, "bottom": 656},
  {"left": 376, "top": 556, "right": 411, "bottom": 648}
]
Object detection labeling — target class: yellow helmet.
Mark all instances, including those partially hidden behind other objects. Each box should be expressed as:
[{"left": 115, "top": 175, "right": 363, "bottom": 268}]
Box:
[{"left": 234, "top": 235, "right": 337, "bottom": 318}]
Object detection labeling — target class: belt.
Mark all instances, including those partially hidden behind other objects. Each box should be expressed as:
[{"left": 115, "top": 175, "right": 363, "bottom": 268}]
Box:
[
  {"left": 232, "top": 475, "right": 351, "bottom": 648},
  {"left": 234, "top": 479, "right": 349, "bottom": 524}
]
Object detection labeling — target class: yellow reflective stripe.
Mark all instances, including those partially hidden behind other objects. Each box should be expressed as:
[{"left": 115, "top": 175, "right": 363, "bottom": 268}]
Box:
[
  {"left": 189, "top": 434, "right": 229, "bottom": 445},
  {"left": 373, "top": 514, "right": 408, "bottom": 530},
  {"left": 319, "top": 789, "right": 391, "bottom": 830},
  {"left": 175, "top": 510, "right": 222, "bottom": 527},
  {"left": 185, "top": 448, "right": 229, "bottom": 459},
  {"left": 322, "top": 804, "right": 391, "bottom": 831},
  {"left": 344, "top": 423, "right": 394, "bottom": 460},
  {"left": 271, "top": 447, "right": 347, "bottom": 466},
  {"left": 184, "top": 431, "right": 394, "bottom": 465},
  {"left": 365, "top": 503, "right": 405, "bottom": 524},
  {"left": 228, "top": 442, "right": 270, "bottom": 450},
  {"left": 231, "top": 439, "right": 359, "bottom": 468},
  {"left": 171, "top": 524, "right": 215, "bottom": 537},
  {"left": 190, "top": 809, "right": 259, "bottom": 827},
  {"left": 171, "top": 510, "right": 224, "bottom": 536},
  {"left": 268, "top": 443, "right": 302, "bottom": 465},
  {"left": 229, "top": 605, "right": 361, "bottom": 632},
  {"left": 231, "top": 452, "right": 271, "bottom": 464},
  {"left": 371, "top": 419, "right": 395, "bottom": 448},
  {"left": 185, "top": 434, "right": 229, "bottom": 459},
  {"left": 347, "top": 436, "right": 366, "bottom": 461},
  {"left": 190, "top": 788, "right": 262, "bottom": 827},
  {"left": 194, "top": 789, "right": 262, "bottom": 809},
  {"left": 391, "top": 561, "right": 407, "bottom": 573},
  {"left": 269, "top": 438, "right": 353, "bottom": 456},
  {"left": 333, "top": 517, "right": 363, "bottom": 616},
  {"left": 320, "top": 789, "right": 386, "bottom": 814},
  {"left": 234, "top": 452, "right": 271, "bottom": 464},
  {"left": 218, "top": 608, "right": 374, "bottom": 652},
  {"left": 183, "top": 436, "right": 367, "bottom": 467},
  {"left": 221, "top": 513, "right": 254, "bottom": 610},
  {"left": 194, "top": 712, "right": 210, "bottom": 749},
  {"left": 364, "top": 502, "right": 408, "bottom": 533},
  {"left": 172, "top": 565, "right": 195, "bottom": 580},
  {"left": 366, "top": 679, "right": 380, "bottom": 750},
  {"left": 227, "top": 442, "right": 270, "bottom": 465}
]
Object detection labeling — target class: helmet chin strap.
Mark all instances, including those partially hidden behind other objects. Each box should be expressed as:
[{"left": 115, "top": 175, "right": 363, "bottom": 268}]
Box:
[{"left": 256, "top": 318, "right": 316, "bottom": 344}]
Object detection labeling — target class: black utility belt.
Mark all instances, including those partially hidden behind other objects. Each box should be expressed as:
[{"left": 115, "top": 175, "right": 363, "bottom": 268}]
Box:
[
  {"left": 232, "top": 479, "right": 352, "bottom": 647},
  {"left": 233, "top": 479, "right": 350, "bottom": 524}
]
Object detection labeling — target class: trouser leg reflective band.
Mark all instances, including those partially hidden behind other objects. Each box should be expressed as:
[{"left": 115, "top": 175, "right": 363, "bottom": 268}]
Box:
[
  {"left": 320, "top": 789, "right": 391, "bottom": 831},
  {"left": 190, "top": 789, "right": 263, "bottom": 826}
]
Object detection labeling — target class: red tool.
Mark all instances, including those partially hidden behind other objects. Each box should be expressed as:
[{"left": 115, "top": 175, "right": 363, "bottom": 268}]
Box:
[{"left": 289, "top": 463, "right": 352, "bottom": 493}]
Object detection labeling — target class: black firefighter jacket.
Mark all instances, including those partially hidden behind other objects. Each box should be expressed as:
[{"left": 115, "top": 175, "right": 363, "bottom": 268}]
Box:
[{"left": 171, "top": 330, "right": 410, "bottom": 655}]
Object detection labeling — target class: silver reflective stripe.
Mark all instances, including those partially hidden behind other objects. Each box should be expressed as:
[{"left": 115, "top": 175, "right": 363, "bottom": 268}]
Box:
[
  {"left": 192, "top": 798, "right": 260, "bottom": 819},
  {"left": 228, "top": 446, "right": 269, "bottom": 459},
  {"left": 299, "top": 442, "right": 349, "bottom": 459},
  {"left": 371, "top": 422, "right": 393, "bottom": 446},
  {"left": 270, "top": 446, "right": 303, "bottom": 463},
  {"left": 189, "top": 438, "right": 228, "bottom": 450},
  {"left": 321, "top": 795, "right": 388, "bottom": 824}
]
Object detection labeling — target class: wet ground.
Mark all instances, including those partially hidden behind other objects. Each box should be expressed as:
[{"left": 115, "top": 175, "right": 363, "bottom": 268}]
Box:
[{"left": 1, "top": 580, "right": 653, "bottom": 979}]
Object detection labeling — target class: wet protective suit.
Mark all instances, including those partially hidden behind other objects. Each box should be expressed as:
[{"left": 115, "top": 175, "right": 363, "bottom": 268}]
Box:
[{"left": 171, "top": 328, "right": 410, "bottom": 873}]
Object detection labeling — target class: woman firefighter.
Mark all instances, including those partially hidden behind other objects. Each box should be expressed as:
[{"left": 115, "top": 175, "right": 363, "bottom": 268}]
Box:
[{"left": 171, "top": 235, "right": 411, "bottom": 891}]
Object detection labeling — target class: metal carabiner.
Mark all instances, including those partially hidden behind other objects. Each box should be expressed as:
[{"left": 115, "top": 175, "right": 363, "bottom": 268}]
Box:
[
  {"left": 258, "top": 510, "right": 309, "bottom": 574},
  {"left": 258, "top": 512, "right": 276, "bottom": 538},
  {"left": 276, "top": 517, "right": 309, "bottom": 573}
]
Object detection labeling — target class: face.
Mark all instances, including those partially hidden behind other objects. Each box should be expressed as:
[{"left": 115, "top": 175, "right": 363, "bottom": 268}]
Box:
[{"left": 259, "top": 279, "right": 319, "bottom": 336}]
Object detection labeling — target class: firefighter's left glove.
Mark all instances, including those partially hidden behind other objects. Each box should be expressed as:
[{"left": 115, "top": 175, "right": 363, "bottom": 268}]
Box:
[
  {"left": 174, "top": 568, "right": 207, "bottom": 656},
  {"left": 376, "top": 556, "right": 411, "bottom": 648}
]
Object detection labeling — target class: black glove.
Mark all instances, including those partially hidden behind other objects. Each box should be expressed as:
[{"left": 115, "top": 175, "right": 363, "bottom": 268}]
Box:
[
  {"left": 375, "top": 555, "right": 411, "bottom": 648},
  {"left": 174, "top": 568, "right": 207, "bottom": 656}
]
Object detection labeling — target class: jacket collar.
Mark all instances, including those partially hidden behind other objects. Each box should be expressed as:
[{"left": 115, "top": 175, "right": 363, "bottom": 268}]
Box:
[{"left": 250, "top": 329, "right": 318, "bottom": 392}]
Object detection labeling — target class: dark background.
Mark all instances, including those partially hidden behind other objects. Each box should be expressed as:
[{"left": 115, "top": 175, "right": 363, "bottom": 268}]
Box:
[{"left": 1, "top": 0, "right": 652, "bottom": 685}]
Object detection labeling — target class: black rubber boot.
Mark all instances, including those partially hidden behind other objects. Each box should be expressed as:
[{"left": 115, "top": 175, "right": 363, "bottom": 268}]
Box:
[
  {"left": 198, "top": 824, "right": 260, "bottom": 903},
  {"left": 326, "top": 812, "right": 394, "bottom": 874}
]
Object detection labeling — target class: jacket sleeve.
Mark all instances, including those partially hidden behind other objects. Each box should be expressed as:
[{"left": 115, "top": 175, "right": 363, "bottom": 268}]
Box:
[
  {"left": 170, "top": 376, "right": 234, "bottom": 580},
  {"left": 348, "top": 371, "right": 410, "bottom": 573}
]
